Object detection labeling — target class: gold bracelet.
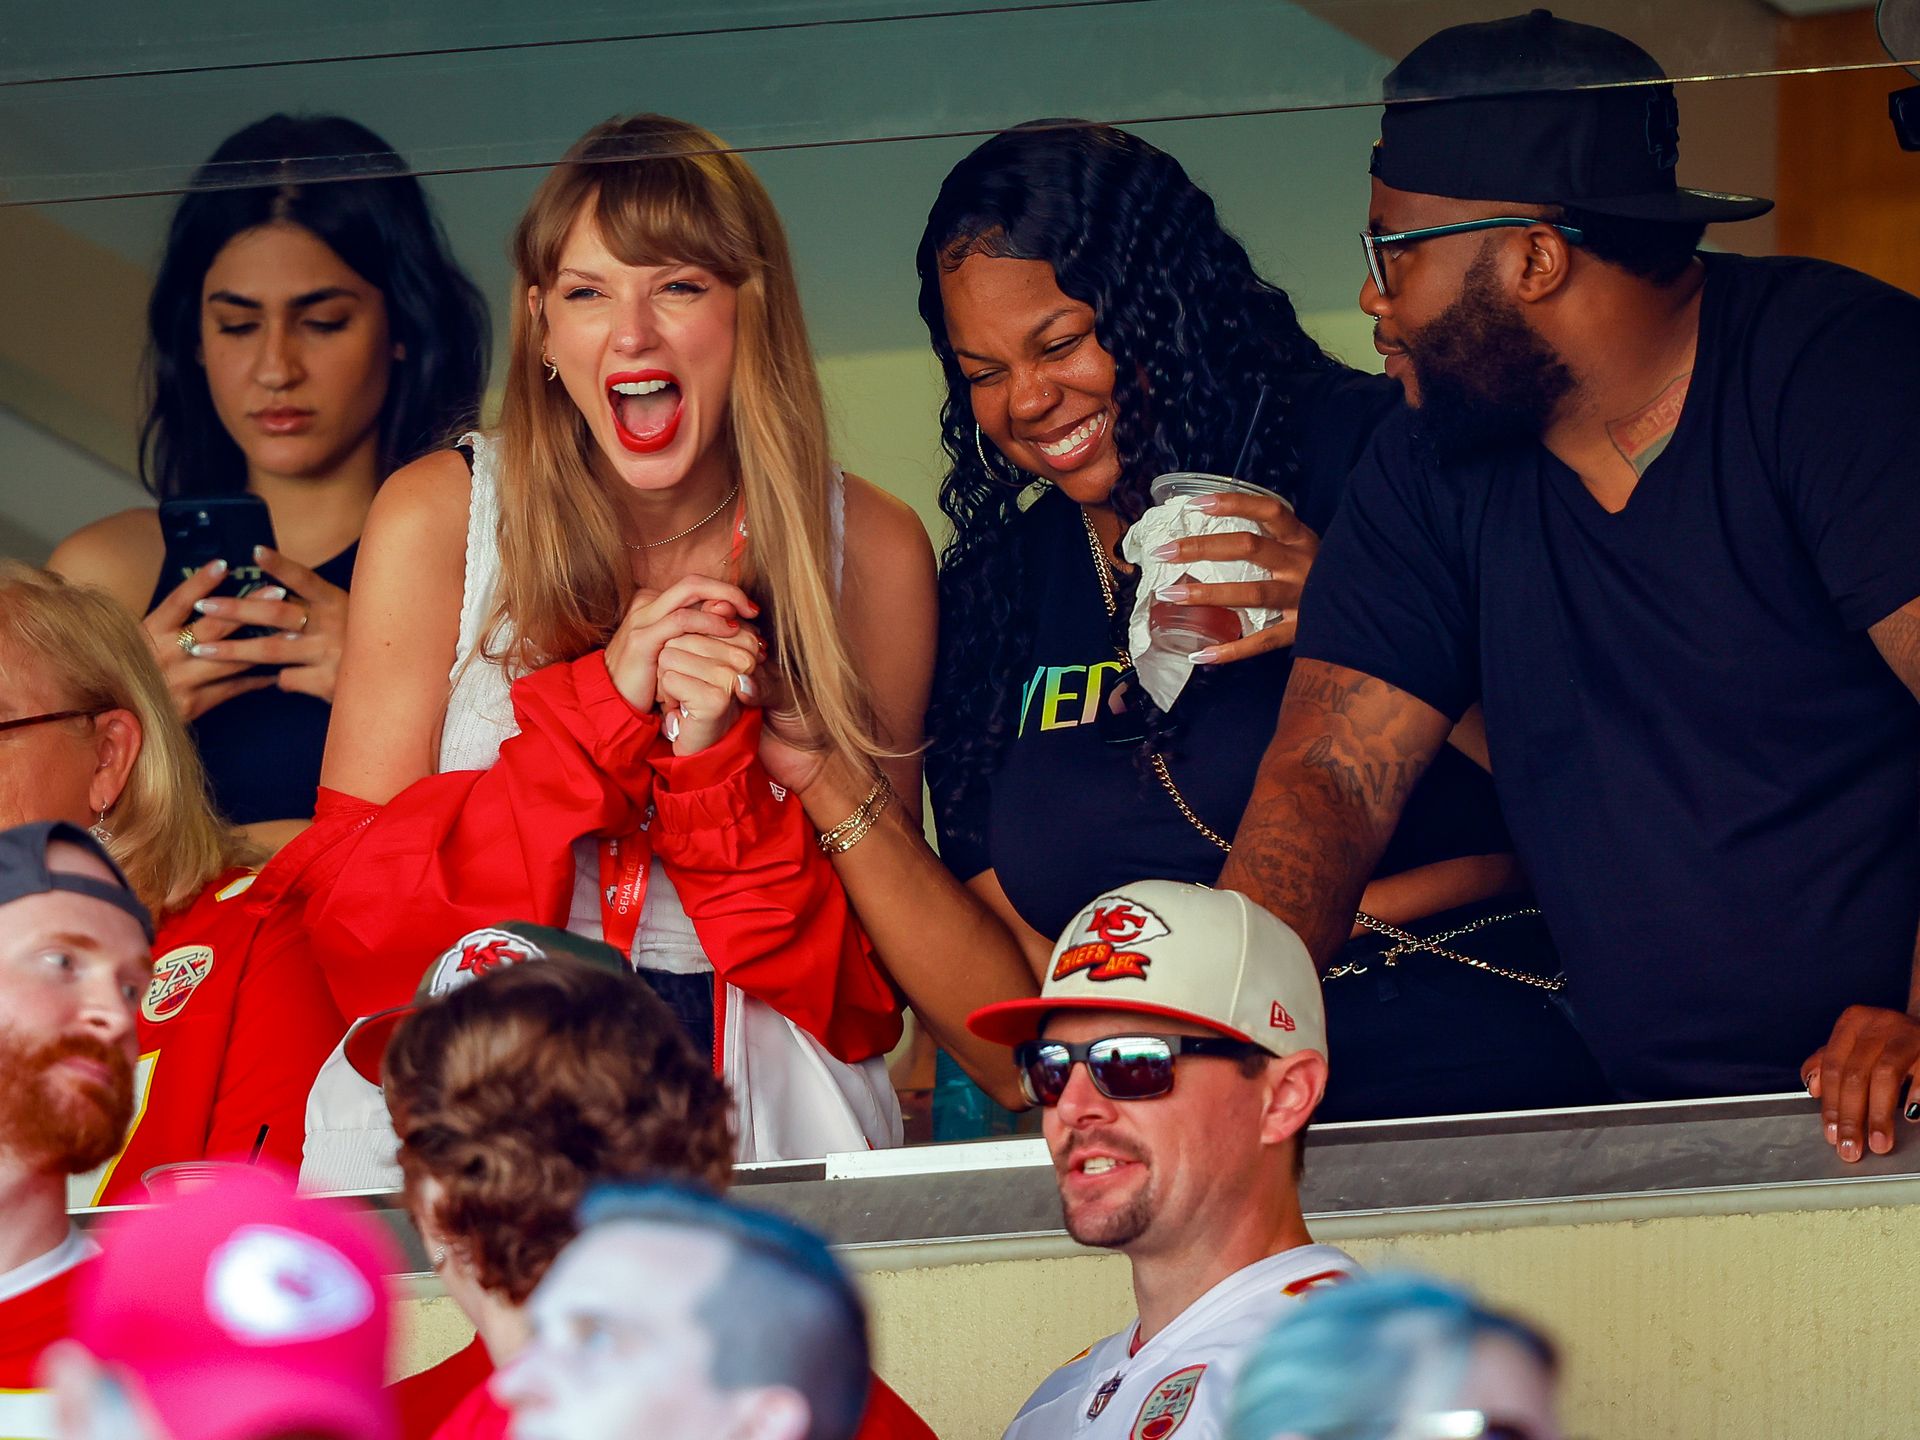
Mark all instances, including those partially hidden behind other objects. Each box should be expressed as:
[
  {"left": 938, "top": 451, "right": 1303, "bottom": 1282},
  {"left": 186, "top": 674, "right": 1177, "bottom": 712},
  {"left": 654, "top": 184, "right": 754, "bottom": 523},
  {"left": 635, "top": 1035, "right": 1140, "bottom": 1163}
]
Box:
[{"left": 818, "top": 777, "right": 892, "bottom": 854}]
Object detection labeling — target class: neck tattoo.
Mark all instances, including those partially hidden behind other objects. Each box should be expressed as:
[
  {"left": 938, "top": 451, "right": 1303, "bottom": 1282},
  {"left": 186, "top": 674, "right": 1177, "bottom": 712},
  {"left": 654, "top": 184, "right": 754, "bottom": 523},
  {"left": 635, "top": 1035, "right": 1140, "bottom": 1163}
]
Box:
[{"left": 1606, "top": 371, "right": 1692, "bottom": 477}]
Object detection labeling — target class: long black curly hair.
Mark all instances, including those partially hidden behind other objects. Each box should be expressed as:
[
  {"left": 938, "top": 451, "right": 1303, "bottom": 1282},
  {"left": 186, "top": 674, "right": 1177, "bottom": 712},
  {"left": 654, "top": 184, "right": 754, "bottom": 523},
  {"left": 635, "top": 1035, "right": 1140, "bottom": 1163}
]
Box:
[
  {"left": 917, "top": 121, "right": 1336, "bottom": 840},
  {"left": 141, "top": 113, "right": 490, "bottom": 500}
]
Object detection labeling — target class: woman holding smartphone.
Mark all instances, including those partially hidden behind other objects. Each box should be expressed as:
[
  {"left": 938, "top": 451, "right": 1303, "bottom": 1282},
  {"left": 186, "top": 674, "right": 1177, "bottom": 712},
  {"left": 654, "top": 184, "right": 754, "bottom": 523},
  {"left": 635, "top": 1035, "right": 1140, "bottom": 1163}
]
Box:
[
  {"left": 51, "top": 114, "right": 488, "bottom": 849},
  {"left": 263, "top": 114, "right": 1031, "bottom": 1157}
]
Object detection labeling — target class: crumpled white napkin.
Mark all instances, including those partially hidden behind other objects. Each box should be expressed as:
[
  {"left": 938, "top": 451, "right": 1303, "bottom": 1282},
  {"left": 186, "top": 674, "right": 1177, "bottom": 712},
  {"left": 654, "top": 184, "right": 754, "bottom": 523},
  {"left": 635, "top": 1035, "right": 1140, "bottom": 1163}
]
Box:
[{"left": 1118, "top": 497, "right": 1283, "bottom": 711}]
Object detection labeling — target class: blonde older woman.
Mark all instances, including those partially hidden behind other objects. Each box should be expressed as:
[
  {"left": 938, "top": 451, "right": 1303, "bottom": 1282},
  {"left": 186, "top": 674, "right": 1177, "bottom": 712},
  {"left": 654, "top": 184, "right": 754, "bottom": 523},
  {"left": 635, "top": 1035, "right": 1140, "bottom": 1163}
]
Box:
[{"left": 0, "top": 563, "right": 344, "bottom": 1202}]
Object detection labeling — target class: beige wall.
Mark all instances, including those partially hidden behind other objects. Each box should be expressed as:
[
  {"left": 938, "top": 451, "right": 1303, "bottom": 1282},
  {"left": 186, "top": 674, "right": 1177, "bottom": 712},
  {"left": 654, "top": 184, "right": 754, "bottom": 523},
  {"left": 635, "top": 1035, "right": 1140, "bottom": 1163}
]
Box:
[{"left": 394, "top": 1196, "right": 1920, "bottom": 1440}]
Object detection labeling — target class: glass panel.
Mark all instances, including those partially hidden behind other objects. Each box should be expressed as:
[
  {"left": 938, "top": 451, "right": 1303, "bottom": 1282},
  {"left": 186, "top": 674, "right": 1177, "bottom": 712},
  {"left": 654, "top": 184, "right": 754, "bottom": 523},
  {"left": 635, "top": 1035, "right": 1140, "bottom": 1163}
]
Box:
[{"left": 4, "top": 0, "right": 1914, "bottom": 205}]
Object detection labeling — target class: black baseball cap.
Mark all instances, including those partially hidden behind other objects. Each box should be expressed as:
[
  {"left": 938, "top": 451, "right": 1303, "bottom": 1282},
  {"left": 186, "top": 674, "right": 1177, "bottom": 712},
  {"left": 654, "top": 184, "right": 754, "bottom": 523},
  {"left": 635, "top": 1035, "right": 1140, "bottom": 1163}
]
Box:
[
  {"left": 0, "top": 820, "right": 153, "bottom": 941},
  {"left": 1371, "top": 9, "right": 1772, "bottom": 225}
]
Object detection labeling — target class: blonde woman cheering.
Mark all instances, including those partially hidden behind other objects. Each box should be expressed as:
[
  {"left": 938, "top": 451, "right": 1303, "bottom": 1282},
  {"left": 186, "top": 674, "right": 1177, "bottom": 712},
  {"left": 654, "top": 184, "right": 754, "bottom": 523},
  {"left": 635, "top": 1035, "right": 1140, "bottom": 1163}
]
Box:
[{"left": 263, "top": 115, "right": 1028, "bottom": 1158}]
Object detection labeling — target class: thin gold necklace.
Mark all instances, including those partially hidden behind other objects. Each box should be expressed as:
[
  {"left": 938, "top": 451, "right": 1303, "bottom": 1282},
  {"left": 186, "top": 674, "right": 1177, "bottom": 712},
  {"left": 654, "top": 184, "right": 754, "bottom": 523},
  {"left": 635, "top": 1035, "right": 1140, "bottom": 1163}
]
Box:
[{"left": 625, "top": 481, "right": 739, "bottom": 551}]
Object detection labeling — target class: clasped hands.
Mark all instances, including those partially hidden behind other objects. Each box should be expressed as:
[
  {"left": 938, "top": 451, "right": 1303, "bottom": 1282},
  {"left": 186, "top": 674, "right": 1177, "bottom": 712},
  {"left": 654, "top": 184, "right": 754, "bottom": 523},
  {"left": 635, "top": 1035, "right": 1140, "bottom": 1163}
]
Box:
[{"left": 604, "top": 576, "right": 767, "bottom": 756}]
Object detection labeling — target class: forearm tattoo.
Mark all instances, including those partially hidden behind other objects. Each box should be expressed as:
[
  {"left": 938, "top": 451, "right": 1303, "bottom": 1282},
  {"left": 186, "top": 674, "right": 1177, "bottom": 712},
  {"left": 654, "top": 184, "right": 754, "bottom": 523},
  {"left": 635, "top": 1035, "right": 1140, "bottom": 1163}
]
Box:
[{"left": 1220, "top": 662, "right": 1442, "bottom": 968}]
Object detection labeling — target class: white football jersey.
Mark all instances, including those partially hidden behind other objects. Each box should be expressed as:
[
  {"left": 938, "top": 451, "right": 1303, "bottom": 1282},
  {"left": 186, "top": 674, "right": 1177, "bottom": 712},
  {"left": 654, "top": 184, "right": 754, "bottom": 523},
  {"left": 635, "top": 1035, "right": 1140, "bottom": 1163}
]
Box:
[{"left": 1003, "top": 1244, "right": 1358, "bottom": 1440}]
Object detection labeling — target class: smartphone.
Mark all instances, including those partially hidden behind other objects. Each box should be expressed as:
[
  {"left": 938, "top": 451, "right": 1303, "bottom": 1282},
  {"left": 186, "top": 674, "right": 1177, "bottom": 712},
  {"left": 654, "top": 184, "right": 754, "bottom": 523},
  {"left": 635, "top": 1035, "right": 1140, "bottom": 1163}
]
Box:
[{"left": 157, "top": 495, "right": 287, "bottom": 665}]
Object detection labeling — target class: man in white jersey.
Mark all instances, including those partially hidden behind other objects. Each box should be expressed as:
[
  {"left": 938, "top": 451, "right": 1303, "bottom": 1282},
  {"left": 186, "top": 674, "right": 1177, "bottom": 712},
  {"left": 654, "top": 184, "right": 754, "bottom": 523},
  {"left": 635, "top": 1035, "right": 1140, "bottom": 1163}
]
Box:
[
  {"left": 969, "top": 880, "right": 1354, "bottom": 1440},
  {"left": 0, "top": 822, "right": 153, "bottom": 1440}
]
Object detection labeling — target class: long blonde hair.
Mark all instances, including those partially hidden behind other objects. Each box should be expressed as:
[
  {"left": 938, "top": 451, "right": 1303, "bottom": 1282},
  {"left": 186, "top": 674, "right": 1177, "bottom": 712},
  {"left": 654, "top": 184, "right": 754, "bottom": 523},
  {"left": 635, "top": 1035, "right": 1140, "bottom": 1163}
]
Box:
[
  {"left": 493, "top": 113, "right": 882, "bottom": 768},
  {"left": 0, "top": 563, "right": 254, "bottom": 918}
]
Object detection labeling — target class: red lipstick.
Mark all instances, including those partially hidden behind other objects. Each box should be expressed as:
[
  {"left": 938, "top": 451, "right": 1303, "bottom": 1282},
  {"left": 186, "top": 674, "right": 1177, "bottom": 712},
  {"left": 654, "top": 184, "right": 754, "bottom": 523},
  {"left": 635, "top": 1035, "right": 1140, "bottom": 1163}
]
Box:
[{"left": 606, "top": 369, "right": 683, "bottom": 454}]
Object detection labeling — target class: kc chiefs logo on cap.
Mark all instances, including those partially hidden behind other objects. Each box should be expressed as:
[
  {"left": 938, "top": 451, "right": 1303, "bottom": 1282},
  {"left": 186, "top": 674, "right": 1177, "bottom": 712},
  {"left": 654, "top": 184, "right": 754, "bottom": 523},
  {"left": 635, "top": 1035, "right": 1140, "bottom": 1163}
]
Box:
[
  {"left": 1052, "top": 898, "right": 1170, "bottom": 984},
  {"left": 423, "top": 927, "right": 545, "bottom": 998}
]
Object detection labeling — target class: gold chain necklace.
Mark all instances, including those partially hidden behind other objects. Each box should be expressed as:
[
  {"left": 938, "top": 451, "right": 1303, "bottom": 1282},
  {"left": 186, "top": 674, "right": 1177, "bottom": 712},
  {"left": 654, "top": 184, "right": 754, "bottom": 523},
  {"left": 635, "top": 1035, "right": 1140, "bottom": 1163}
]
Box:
[
  {"left": 1077, "top": 508, "right": 1562, "bottom": 993},
  {"left": 626, "top": 481, "right": 739, "bottom": 551},
  {"left": 1079, "top": 507, "right": 1234, "bottom": 851}
]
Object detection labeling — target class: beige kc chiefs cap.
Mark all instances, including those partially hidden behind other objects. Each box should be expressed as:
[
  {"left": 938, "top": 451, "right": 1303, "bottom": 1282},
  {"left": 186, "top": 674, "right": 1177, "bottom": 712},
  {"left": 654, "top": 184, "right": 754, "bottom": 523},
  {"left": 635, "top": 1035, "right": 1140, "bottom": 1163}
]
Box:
[{"left": 968, "top": 879, "right": 1326, "bottom": 1059}]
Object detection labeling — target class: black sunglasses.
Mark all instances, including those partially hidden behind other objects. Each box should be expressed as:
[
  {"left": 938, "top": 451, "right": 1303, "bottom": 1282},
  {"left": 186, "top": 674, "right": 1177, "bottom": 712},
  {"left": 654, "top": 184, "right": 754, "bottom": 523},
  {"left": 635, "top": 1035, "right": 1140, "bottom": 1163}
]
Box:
[{"left": 1013, "top": 1033, "right": 1265, "bottom": 1106}]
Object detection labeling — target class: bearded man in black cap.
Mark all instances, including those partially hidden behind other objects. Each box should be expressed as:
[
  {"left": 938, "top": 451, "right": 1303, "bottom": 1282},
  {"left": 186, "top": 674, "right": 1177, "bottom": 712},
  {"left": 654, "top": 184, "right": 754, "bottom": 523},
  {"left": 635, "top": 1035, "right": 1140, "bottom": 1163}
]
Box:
[
  {"left": 0, "top": 821, "right": 153, "bottom": 1438},
  {"left": 1223, "top": 11, "right": 1920, "bottom": 1163}
]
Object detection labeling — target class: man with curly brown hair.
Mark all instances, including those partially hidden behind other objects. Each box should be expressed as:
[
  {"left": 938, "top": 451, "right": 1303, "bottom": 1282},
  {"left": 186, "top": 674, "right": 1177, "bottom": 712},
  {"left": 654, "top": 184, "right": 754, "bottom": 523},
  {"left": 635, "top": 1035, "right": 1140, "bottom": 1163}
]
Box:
[{"left": 360, "top": 926, "right": 931, "bottom": 1440}]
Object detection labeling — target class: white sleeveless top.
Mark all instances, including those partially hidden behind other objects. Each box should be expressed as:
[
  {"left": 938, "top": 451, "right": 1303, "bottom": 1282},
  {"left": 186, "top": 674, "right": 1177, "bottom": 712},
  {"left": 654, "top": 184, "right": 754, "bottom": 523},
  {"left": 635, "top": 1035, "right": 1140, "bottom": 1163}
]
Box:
[{"left": 438, "top": 431, "right": 847, "bottom": 973}]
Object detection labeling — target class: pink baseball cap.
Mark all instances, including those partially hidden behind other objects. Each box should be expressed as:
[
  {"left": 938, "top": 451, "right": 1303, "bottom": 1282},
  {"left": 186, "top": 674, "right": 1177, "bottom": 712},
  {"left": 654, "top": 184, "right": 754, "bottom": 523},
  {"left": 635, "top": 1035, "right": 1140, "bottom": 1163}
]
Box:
[{"left": 73, "top": 1165, "right": 398, "bottom": 1440}]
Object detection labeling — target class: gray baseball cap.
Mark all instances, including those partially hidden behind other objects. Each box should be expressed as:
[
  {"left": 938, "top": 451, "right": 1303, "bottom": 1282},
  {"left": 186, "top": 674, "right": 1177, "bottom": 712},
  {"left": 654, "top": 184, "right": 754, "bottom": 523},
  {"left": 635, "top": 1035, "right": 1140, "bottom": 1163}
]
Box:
[{"left": 0, "top": 820, "right": 153, "bottom": 941}]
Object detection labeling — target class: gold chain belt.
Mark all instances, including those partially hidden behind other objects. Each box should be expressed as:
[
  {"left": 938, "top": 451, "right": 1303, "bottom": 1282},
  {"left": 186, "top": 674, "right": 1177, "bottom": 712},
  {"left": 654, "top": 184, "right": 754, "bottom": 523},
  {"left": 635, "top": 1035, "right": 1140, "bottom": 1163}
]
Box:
[
  {"left": 1329, "top": 908, "right": 1567, "bottom": 993},
  {"left": 1079, "top": 509, "right": 1564, "bottom": 995}
]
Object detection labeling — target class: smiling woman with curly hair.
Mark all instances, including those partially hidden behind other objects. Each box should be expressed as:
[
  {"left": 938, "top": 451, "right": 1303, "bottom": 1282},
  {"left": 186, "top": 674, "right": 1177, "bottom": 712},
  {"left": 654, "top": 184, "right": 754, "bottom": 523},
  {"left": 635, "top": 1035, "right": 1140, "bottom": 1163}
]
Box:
[{"left": 911, "top": 121, "right": 1609, "bottom": 1124}]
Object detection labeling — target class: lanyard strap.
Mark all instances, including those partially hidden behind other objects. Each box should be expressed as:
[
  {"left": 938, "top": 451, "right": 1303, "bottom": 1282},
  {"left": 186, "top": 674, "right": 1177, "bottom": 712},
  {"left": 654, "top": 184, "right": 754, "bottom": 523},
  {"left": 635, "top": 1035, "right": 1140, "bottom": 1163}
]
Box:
[{"left": 598, "top": 835, "right": 649, "bottom": 958}]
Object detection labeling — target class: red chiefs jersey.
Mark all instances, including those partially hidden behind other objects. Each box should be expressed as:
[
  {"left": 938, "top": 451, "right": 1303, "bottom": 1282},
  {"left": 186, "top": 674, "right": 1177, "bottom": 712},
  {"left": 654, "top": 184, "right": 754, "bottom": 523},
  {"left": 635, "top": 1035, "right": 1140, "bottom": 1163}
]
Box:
[
  {"left": 253, "top": 651, "right": 901, "bottom": 1063},
  {"left": 429, "top": 1381, "right": 508, "bottom": 1440},
  {"left": 0, "top": 1240, "right": 92, "bottom": 1440},
  {"left": 72, "top": 870, "right": 348, "bottom": 1207},
  {"left": 396, "top": 1337, "right": 936, "bottom": 1440},
  {"left": 395, "top": 1336, "right": 493, "bottom": 1440}
]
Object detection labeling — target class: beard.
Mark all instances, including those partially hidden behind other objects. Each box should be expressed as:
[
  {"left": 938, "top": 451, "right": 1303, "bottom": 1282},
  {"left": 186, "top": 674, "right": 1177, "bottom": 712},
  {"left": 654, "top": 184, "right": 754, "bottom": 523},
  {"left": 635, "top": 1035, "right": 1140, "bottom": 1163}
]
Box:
[
  {"left": 1065, "top": 1190, "right": 1155, "bottom": 1250},
  {"left": 1405, "top": 247, "right": 1576, "bottom": 462},
  {"left": 1057, "top": 1133, "right": 1157, "bottom": 1250},
  {"left": 0, "top": 1028, "right": 134, "bottom": 1174}
]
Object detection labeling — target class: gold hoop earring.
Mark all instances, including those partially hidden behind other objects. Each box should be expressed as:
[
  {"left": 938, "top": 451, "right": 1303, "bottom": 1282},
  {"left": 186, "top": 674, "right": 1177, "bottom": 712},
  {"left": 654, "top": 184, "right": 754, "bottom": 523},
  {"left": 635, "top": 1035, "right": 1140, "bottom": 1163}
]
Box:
[
  {"left": 542, "top": 355, "right": 559, "bottom": 381},
  {"left": 974, "top": 425, "right": 1026, "bottom": 489}
]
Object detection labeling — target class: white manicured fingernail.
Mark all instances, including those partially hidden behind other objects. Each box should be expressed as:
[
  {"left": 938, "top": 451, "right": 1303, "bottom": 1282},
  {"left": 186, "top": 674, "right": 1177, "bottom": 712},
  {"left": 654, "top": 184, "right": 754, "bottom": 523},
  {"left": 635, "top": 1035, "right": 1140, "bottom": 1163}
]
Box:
[
  {"left": 279, "top": 631, "right": 303, "bottom": 642},
  {"left": 663, "top": 712, "right": 681, "bottom": 741},
  {"left": 190, "top": 643, "right": 219, "bottom": 658},
  {"left": 192, "top": 599, "right": 220, "bottom": 615},
  {"left": 256, "top": 586, "right": 287, "bottom": 601},
  {"left": 737, "top": 675, "right": 754, "bottom": 699},
  {"left": 252, "top": 545, "right": 268, "bottom": 562},
  {"left": 206, "top": 558, "right": 228, "bottom": 577},
  {"left": 1188, "top": 648, "right": 1221, "bottom": 664}
]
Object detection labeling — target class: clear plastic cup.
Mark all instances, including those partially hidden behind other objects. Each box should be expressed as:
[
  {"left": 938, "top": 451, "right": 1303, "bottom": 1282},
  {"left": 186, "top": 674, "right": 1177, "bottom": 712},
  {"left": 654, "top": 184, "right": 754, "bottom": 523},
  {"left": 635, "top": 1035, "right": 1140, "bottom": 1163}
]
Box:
[
  {"left": 1145, "top": 473, "right": 1291, "bottom": 654},
  {"left": 142, "top": 1160, "right": 250, "bottom": 1203}
]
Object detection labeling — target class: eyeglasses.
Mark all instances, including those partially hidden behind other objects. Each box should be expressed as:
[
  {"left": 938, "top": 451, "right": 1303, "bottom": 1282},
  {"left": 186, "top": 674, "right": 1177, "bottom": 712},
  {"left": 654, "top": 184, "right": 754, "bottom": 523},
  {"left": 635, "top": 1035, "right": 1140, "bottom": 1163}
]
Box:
[
  {"left": 1013, "top": 1033, "right": 1264, "bottom": 1106},
  {"left": 0, "top": 708, "right": 103, "bottom": 737},
  {"left": 1360, "top": 218, "right": 1586, "bottom": 298}
]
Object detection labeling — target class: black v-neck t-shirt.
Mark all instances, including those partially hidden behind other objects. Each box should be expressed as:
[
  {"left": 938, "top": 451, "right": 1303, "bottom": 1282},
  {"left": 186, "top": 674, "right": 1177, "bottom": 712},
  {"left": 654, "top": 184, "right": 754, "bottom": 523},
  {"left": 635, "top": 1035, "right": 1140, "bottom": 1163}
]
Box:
[
  {"left": 934, "top": 367, "right": 1514, "bottom": 941},
  {"left": 1296, "top": 254, "right": 1920, "bottom": 1100}
]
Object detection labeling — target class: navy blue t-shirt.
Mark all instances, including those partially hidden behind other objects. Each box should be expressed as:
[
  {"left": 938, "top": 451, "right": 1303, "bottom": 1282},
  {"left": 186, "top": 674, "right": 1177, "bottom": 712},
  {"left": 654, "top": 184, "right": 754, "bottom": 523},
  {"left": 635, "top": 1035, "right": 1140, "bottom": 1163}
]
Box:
[{"left": 1296, "top": 254, "right": 1920, "bottom": 1100}]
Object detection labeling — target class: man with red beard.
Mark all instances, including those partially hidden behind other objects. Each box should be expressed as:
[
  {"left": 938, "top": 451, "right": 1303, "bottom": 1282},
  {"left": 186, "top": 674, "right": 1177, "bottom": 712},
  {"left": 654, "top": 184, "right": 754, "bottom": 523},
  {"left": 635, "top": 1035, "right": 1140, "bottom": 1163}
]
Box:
[
  {"left": 968, "top": 881, "right": 1356, "bottom": 1440},
  {"left": 0, "top": 821, "right": 153, "bottom": 1440}
]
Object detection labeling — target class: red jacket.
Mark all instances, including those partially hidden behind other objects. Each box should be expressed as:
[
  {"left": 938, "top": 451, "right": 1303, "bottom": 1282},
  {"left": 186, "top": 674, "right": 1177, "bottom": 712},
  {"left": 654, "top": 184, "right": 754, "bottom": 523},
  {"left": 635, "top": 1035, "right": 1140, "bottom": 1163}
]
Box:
[
  {"left": 84, "top": 872, "right": 346, "bottom": 1207},
  {"left": 395, "top": 1340, "right": 938, "bottom": 1440},
  {"left": 253, "top": 651, "right": 901, "bottom": 1063}
]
